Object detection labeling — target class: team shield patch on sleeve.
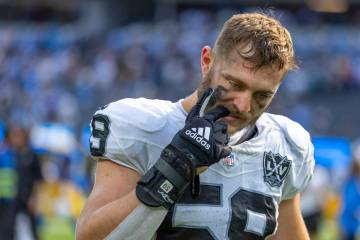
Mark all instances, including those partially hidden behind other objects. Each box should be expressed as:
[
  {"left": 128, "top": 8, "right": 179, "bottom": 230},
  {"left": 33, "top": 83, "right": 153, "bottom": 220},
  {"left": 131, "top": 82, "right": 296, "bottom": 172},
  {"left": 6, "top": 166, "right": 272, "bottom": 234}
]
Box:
[{"left": 263, "top": 151, "right": 291, "bottom": 187}]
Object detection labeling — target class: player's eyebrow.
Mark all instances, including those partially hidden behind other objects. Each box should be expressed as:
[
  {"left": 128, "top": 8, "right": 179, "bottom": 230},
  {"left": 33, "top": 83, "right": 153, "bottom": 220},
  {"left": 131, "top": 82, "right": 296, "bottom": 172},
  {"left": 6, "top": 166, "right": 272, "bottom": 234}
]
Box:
[
  {"left": 221, "top": 72, "right": 275, "bottom": 95},
  {"left": 221, "top": 72, "right": 248, "bottom": 88}
]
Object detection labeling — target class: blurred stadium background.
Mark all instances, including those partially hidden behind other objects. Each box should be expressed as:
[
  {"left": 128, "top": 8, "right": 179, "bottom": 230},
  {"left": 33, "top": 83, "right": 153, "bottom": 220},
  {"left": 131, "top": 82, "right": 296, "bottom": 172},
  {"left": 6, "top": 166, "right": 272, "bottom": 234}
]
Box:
[{"left": 0, "top": 0, "right": 359, "bottom": 239}]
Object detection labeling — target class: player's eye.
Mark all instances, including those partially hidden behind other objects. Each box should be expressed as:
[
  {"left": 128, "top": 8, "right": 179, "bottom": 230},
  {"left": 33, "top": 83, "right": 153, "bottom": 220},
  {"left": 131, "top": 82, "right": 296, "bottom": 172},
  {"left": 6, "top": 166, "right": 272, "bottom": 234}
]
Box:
[
  {"left": 226, "top": 78, "right": 245, "bottom": 91},
  {"left": 255, "top": 92, "right": 273, "bottom": 100}
]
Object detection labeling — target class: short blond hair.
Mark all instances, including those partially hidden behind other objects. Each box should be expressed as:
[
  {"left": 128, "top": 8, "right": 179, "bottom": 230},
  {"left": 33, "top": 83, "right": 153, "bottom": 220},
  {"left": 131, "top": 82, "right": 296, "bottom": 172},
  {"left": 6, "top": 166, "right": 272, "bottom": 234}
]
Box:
[{"left": 214, "top": 12, "right": 297, "bottom": 71}]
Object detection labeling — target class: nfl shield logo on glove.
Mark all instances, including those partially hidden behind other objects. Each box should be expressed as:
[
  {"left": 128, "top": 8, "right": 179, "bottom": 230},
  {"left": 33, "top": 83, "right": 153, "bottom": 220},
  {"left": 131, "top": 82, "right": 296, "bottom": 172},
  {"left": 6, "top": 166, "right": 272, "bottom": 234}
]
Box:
[{"left": 263, "top": 151, "right": 291, "bottom": 187}]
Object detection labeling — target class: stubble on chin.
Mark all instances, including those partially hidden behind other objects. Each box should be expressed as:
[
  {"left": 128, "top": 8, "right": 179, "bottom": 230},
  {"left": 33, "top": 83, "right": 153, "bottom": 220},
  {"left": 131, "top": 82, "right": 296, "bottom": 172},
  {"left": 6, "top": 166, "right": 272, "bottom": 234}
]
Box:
[{"left": 225, "top": 111, "right": 264, "bottom": 135}]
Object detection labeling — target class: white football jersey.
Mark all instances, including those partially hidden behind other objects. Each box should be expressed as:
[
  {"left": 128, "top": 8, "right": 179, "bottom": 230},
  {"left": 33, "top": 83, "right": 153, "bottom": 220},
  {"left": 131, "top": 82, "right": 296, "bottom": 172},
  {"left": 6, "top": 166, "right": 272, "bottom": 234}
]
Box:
[{"left": 89, "top": 98, "right": 315, "bottom": 240}]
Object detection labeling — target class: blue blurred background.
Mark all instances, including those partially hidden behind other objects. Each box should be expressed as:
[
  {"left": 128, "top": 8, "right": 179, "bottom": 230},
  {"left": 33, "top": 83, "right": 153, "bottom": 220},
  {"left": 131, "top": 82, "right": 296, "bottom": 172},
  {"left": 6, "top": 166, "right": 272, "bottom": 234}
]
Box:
[{"left": 0, "top": 0, "right": 359, "bottom": 239}]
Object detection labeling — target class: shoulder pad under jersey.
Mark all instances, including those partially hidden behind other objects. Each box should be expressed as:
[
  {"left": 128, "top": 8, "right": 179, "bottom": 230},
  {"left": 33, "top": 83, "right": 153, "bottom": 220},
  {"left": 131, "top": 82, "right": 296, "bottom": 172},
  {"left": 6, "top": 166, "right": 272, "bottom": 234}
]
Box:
[
  {"left": 100, "top": 98, "right": 171, "bottom": 132},
  {"left": 89, "top": 98, "right": 176, "bottom": 174}
]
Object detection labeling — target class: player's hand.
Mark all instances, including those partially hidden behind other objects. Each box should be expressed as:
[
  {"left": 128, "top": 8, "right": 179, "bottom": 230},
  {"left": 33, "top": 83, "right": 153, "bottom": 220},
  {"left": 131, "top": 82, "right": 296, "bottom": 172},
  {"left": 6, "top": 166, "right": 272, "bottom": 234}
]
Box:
[
  {"left": 136, "top": 88, "right": 231, "bottom": 209},
  {"left": 172, "top": 88, "right": 231, "bottom": 170}
]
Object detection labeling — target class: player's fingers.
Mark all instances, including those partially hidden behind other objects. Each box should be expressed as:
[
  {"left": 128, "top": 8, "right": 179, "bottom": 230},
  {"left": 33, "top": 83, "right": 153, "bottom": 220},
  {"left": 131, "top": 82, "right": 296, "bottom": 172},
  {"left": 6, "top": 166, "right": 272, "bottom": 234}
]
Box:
[
  {"left": 187, "top": 88, "right": 214, "bottom": 121},
  {"left": 214, "top": 121, "right": 228, "bottom": 133},
  {"left": 198, "top": 86, "right": 228, "bottom": 117},
  {"left": 214, "top": 121, "right": 229, "bottom": 144},
  {"left": 204, "top": 106, "right": 230, "bottom": 121},
  {"left": 220, "top": 146, "right": 232, "bottom": 159}
]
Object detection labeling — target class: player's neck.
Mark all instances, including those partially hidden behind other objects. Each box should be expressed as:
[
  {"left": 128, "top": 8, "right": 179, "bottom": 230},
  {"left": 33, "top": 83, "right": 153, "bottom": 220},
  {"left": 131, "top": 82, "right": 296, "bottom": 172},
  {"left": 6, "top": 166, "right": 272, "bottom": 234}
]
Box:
[{"left": 182, "top": 91, "right": 198, "bottom": 113}]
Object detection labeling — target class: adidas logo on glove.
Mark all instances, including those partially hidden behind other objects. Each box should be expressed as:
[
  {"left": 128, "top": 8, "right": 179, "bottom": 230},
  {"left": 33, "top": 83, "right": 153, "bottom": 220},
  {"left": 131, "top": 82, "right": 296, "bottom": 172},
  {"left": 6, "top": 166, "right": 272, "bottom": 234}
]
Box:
[{"left": 185, "top": 127, "right": 211, "bottom": 150}]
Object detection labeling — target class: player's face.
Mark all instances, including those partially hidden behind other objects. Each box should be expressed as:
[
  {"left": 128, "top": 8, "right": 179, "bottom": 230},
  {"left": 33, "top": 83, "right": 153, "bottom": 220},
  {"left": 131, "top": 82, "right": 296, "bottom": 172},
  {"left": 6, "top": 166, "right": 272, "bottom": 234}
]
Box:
[{"left": 199, "top": 46, "right": 285, "bottom": 134}]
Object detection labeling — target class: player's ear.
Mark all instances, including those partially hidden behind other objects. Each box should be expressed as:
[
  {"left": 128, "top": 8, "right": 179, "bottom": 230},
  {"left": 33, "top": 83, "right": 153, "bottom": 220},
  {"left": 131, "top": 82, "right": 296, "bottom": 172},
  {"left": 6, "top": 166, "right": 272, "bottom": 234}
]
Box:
[{"left": 200, "top": 46, "right": 213, "bottom": 77}]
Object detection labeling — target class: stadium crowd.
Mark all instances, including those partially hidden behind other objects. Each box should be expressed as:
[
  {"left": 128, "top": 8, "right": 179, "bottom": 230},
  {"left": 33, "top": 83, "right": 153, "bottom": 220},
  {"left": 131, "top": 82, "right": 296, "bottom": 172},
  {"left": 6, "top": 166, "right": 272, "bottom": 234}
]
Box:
[{"left": 0, "top": 10, "right": 360, "bottom": 134}]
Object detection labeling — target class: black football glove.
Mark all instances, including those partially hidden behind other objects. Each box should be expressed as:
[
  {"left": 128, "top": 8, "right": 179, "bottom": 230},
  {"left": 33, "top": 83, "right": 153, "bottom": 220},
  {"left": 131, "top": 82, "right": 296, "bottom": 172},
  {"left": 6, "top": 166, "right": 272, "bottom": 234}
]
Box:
[{"left": 136, "top": 88, "right": 231, "bottom": 209}]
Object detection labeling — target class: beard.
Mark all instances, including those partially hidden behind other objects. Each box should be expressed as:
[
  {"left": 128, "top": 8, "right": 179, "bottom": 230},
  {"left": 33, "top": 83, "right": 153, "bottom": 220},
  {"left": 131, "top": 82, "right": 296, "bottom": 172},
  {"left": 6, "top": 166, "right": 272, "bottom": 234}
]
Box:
[
  {"left": 197, "top": 67, "right": 213, "bottom": 99},
  {"left": 197, "top": 68, "right": 263, "bottom": 134}
]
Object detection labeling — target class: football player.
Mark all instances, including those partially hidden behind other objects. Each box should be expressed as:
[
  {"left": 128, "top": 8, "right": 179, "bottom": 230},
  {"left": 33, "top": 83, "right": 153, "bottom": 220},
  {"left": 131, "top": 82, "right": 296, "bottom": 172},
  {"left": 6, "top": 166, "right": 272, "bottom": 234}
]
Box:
[{"left": 76, "top": 12, "right": 315, "bottom": 240}]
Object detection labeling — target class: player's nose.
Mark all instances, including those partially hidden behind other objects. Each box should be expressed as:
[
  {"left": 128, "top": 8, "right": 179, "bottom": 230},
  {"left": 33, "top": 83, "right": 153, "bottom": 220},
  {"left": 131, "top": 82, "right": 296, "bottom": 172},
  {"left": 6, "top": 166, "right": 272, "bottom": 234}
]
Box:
[{"left": 232, "top": 91, "right": 251, "bottom": 113}]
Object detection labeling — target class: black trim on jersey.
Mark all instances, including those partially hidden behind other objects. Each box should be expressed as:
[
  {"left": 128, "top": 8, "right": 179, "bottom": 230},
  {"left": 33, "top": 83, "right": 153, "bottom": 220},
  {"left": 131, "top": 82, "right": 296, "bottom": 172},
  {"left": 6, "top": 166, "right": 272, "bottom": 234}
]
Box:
[
  {"left": 90, "top": 114, "right": 110, "bottom": 156},
  {"left": 157, "top": 227, "right": 215, "bottom": 240},
  {"left": 234, "top": 125, "right": 258, "bottom": 145},
  {"left": 177, "top": 184, "right": 221, "bottom": 205},
  {"left": 227, "top": 188, "right": 277, "bottom": 239},
  {"left": 157, "top": 184, "right": 222, "bottom": 239},
  {"left": 158, "top": 185, "right": 277, "bottom": 240}
]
